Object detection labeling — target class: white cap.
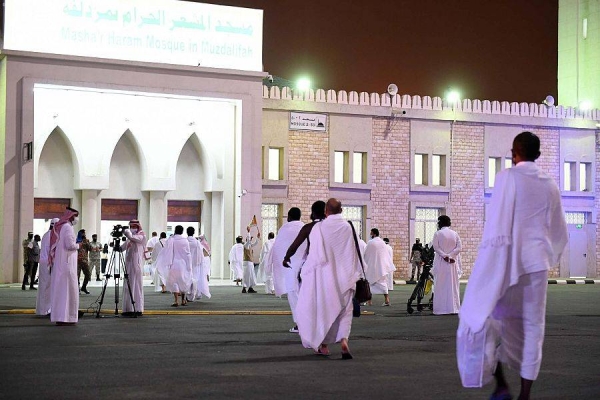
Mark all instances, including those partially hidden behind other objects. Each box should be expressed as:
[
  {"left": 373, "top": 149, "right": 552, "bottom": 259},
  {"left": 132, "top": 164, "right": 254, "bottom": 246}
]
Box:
[{"left": 51, "top": 218, "right": 60, "bottom": 224}]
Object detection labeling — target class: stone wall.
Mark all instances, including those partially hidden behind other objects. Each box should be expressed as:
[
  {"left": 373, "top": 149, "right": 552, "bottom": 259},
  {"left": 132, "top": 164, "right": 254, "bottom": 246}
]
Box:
[
  {"left": 449, "top": 122, "right": 485, "bottom": 277},
  {"left": 287, "top": 130, "right": 330, "bottom": 222},
  {"left": 526, "top": 126, "right": 562, "bottom": 277},
  {"left": 371, "top": 118, "right": 411, "bottom": 278}
]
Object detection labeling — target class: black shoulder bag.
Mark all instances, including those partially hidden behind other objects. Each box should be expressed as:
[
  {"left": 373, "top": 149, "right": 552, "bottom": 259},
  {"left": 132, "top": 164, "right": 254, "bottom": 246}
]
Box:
[{"left": 348, "top": 221, "right": 372, "bottom": 303}]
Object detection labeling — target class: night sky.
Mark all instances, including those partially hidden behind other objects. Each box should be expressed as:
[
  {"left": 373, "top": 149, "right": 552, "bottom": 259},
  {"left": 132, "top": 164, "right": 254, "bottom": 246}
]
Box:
[{"left": 200, "top": 0, "right": 559, "bottom": 104}]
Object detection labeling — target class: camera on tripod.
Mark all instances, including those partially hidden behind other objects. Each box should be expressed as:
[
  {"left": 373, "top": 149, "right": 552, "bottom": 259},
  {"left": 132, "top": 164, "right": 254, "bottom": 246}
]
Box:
[
  {"left": 109, "top": 224, "right": 128, "bottom": 252},
  {"left": 111, "top": 224, "right": 129, "bottom": 238}
]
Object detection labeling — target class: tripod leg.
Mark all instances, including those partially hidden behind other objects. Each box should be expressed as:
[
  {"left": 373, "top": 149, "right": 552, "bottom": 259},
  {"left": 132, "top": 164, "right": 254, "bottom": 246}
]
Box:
[{"left": 95, "top": 252, "right": 116, "bottom": 318}]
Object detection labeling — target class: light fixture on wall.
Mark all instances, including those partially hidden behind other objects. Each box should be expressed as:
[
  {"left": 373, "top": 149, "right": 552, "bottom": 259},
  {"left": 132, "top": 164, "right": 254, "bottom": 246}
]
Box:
[
  {"left": 189, "top": 121, "right": 196, "bottom": 126},
  {"left": 23, "top": 142, "right": 33, "bottom": 162},
  {"left": 52, "top": 113, "right": 59, "bottom": 119},
  {"left": 238, "top": 189, "right": 248, "bottom": 198}
]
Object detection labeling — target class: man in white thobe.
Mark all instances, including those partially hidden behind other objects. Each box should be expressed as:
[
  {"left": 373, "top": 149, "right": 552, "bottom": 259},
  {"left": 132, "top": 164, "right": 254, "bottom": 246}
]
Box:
[
  {"left": 36, "top": 218, "right": 59, "bottom": 316},
  {"left": 458, "top": 132, "right": 568, "bottom": 400},
  {"left": 383, "top": 237, "right": 395, "bottom": 291},
  {"left": 186, "top": 226, "right": 202, "bottom": 301},
  {"left": 146, "top": 231, "right": 158, "bottom": 282},
  {"left": 241, "top": 229, "right": 260, "bottom": 293},
  {"left": 432, "top": 215, "right": 462, "bottom": 315},
  {"left": 229, "top": 237, "right": 244, "bottom": 287},
  {"left": 296, "top": 198, "right": 361, "bottom": 359},
  {"left": 152, "top": 232, "right": 167, "bottom": 293},
  {"left": 271, "top": 208, "right": 306, "bottom": 332},
  {"left": 364, "top": 228, "right": 394, "bottom": 306},
  {"left": 49, "top": 208, "right": 80, "bottom": 325},
  {"left": 197, "top": 235, "right": 212, "bottom": 299},
  {"left": 122, "top": 220, "right": 147, "bottom": 316},
  {"left": 257, "top": 232, "right": 275, "bottom": 294},
  {"left": 156, "top": 225, "right": 193, "bottom": 306}
]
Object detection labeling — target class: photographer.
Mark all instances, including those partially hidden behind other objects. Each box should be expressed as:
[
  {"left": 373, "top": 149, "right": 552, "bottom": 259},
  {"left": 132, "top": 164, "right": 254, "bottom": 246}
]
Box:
[{"left": 121, "top": 220, "right": 147, "bottom": 316}]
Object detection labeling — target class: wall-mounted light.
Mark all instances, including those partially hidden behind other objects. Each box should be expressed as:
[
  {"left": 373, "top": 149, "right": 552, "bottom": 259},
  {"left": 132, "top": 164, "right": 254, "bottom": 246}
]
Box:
[{"left": 23, "top": 142, "right": 33, "bottom": 162}]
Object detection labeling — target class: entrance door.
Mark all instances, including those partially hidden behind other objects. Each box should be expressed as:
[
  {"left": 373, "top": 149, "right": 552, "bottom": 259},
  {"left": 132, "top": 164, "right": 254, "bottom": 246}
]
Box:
[{"left": 569, "top": 230, "right": 588, "bottom": 277}]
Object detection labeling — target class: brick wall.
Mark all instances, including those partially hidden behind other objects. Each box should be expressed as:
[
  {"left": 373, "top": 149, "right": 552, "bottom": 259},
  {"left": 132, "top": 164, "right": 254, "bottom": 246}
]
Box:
[
  {"left": 287, "top": 130, "right": 329, "bottom": 222},
  {"left": 449, "top": 122, "right": 485, "bottom": 277},
  {"left": 525, "top": 126, "right": 561, "bottom": 277},
  {"left": 371, "top": 118, "right": 411, "bottom": 279}
]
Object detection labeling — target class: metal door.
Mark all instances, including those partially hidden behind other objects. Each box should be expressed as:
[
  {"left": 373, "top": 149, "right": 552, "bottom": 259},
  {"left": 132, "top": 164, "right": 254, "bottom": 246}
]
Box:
[{"left": 569, "top": 230, "right": 588, "bottom": 277}]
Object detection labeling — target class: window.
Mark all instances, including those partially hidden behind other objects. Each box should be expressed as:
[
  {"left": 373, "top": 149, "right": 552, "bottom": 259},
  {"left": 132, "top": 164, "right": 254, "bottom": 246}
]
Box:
[
  {"left": 261, "top": 204, "right": 281, "bottom": 236},
  {"left": 564, "top": 212, "right": 588, "bottom": 225},
  {"left": 414, "top": 154, "right": 428, "bottom": 185},
  {"left": 504, "top": 158, "right": 512, "bottom": 169},
  {"left": 415, "top": 207, "right": 440, "bottom": 245},
  {"left": 334, "top": 151, "right": 349, "bottom": 183},
  {"left": 432, "top": 155, "right": 446, "bottom": 186},
  {"left": 342, "top": 206, "right": 364, "bottom": 239},
  {"left": 488, "top": 157, "right": 501, "bottom": 187},
  {"left": 268, "top": 148, "right": 284, "bottom": 180},
  {"left": 563, "top": 162, "right": 576, "bottom": 191},
  {"left": 580, "top": 162, "right": 591, "bottom": 191},
  {"left": 352, "top": 152, "right": 367, "bottom": 184}
]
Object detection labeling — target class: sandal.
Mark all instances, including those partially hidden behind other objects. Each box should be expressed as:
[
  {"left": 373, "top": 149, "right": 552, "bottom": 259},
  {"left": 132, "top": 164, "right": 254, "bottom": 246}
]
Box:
[
  {"left": 314, "top": 346, "right": 330, "bottom": 356},
  {"left": 171, "top": 303, "right": 179, "bottom": 307}
]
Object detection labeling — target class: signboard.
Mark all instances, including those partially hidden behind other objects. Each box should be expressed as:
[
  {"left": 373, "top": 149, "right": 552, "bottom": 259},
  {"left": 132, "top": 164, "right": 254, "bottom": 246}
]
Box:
[
  {"left": 3, "top": 0, "right": 263, "bottom": 71},
  {"left": 290, "top": 112, "right": 327, "bottom": 132}
]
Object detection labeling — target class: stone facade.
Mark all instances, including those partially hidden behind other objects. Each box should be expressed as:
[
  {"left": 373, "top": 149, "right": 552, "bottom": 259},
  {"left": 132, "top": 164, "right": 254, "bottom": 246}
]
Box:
[
  {"left": 449, "top": 122, "right": 485, "bottom": 277},
  {"left": 371, "top": 118, "right": 411, "bottom": 277},
  {"left": 287, "top": 130, "right": 330, "bottom": 223}
]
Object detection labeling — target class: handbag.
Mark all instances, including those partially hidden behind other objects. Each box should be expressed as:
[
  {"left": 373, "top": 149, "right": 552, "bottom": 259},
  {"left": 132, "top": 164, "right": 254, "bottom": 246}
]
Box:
[{"left": 348, "top": 221, "right": 372, "bottom": 303}]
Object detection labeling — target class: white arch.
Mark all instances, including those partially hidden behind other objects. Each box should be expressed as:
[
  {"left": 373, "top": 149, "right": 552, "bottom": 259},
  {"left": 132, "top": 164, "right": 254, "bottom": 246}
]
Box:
[{"left": 34, "top": 126, "right": 80, "bottom": 189}]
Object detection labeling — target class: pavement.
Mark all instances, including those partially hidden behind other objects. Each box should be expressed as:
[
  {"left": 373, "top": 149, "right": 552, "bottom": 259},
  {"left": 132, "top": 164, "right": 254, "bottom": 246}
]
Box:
[{"left": 1, "top": 283, "right": 599, "bottom": 400}]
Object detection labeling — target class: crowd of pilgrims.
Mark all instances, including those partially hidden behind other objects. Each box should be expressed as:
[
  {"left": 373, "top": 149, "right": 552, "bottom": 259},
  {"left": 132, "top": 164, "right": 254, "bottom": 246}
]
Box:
[{"left": 19, "top": 132, "right": 569, "bottom": 400}]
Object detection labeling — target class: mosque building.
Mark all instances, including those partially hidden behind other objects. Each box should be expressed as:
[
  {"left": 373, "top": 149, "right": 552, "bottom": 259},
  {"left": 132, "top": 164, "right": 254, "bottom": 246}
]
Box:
[{"left": 0, "top": 0, "right": 598, "bottom": 283}]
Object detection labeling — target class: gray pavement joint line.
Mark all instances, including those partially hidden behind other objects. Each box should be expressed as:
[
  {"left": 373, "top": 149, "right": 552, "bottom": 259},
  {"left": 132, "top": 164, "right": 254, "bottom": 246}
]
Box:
[{"left": 0, "top": 309, "right": 376, "bottom": 316}]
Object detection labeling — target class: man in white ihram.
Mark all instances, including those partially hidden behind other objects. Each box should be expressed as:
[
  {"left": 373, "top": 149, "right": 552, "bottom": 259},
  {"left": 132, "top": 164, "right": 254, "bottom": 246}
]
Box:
[
  {"left": 186, "top": 226, "right": 202, "bottom": 301},
  {"left": 257, "top": 232, "right": 275, "bottom": 294},
  {"left": 121, "top": 219, "right": 147, "bottom": 316},
  {"left": 364, "top": 228, "right": 393, "bottom": 306},
  {"left": 157, "top": 225, "right": 193, "bottom": 307},
  {"left": 431, "top": 215, "right": 462, "bottom": 315},
  {"left": 296, "top": 198, "right": 361, "bottom": 359},
  {"left": 458, "top": 132, "right": 568, "bottom": 400},
  {"left": 36, "top": 218, "right": 59, "bottom": 316},
  {"left": 272, "top": 207, "right": 306, "bottom": 333},
  {"left": 49, "top": 207, "right": 80, "bottom": 325},
  {"left": 197, "top": 235, "right": 212, "bottom": 299}
]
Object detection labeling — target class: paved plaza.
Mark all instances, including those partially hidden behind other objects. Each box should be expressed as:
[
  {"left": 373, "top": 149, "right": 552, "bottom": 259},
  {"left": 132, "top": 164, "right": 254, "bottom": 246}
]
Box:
[{"left": 1, "top": 283, "right": 599, "bottom": 399}]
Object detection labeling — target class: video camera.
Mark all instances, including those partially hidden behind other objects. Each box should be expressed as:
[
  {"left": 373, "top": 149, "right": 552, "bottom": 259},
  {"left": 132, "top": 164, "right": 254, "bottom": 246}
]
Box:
[{"left": 111, "top": 224, "right": 129, "bottom": 239}]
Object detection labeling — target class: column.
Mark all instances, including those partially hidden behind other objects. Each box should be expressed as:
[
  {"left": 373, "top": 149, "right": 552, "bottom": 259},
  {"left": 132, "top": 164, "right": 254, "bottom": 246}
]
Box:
[
  {"left": 148, "top": 191, "right": 168, "bottom": 234},
  {"left": 81, "top": 190, "right": 101, "bottom": 237}
]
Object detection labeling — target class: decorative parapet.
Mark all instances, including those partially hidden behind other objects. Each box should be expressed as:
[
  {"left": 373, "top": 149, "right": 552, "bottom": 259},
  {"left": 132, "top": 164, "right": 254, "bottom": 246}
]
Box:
[{"left": 262, "top": 85, "right": 600, "bottom": 121}]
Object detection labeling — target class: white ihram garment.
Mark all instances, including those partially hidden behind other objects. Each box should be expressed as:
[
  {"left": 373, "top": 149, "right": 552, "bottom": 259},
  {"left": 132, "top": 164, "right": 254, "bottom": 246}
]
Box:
[
  {"left": 152, "top": 238, "right": 166, "bottom": 292},
  {"left": 50, "top": 224, "right": 79, "bottom": 323},
  {"left": 187, "top": 236, "right": 202, "bottom": 300},
  {"left": 364, "top": 237, "right": 394, "bottom": 295},
  {"left": 272, "top": 221, "right": 306, "bottom": 323},
  {"left": 242, "top": 236, "right": 258, "bottom": 288},
  {"left": 157, "top": 235, "right": 192, "bottom": 294},
  {"left": 197, "top": 252, "right": 212, "bottom": 299},
  {"left": 386, "top": 244, "right": 395, "bottom": 290},
  {"left": 296, "top": 214, "right": 361, "bottom": 351},
  {"left": 432, "top": 227, "right": 462, "bottom": 315},
  {"left": 229, "top": 243, "right": 244, "bottom": 281},
  {"left": 458, "top": 162, "right": 568, "bottom": 385},
  {"left": 122, "top": 229, "right": 147, "bottom": 313},
  {"left": 258, "top": 238, "right": 275, "bottom": 294},
  {"left": 36, "top": 230, "right": 52, "bottom": 315}
]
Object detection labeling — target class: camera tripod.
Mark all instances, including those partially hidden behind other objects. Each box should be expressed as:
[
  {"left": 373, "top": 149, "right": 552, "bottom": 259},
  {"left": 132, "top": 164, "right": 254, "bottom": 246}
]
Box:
[{"left": 95, "top": 237, "right": 137, "bottom": 318}]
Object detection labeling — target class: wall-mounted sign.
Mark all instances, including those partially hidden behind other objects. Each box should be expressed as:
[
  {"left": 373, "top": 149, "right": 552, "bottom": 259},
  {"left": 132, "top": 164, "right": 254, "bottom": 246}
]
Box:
[
  {"left": 290, "top": 112, "right": 327, "bottom": 132},
  {"left": 3, "top": 0, "right": 263, "bottom": 72}
]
